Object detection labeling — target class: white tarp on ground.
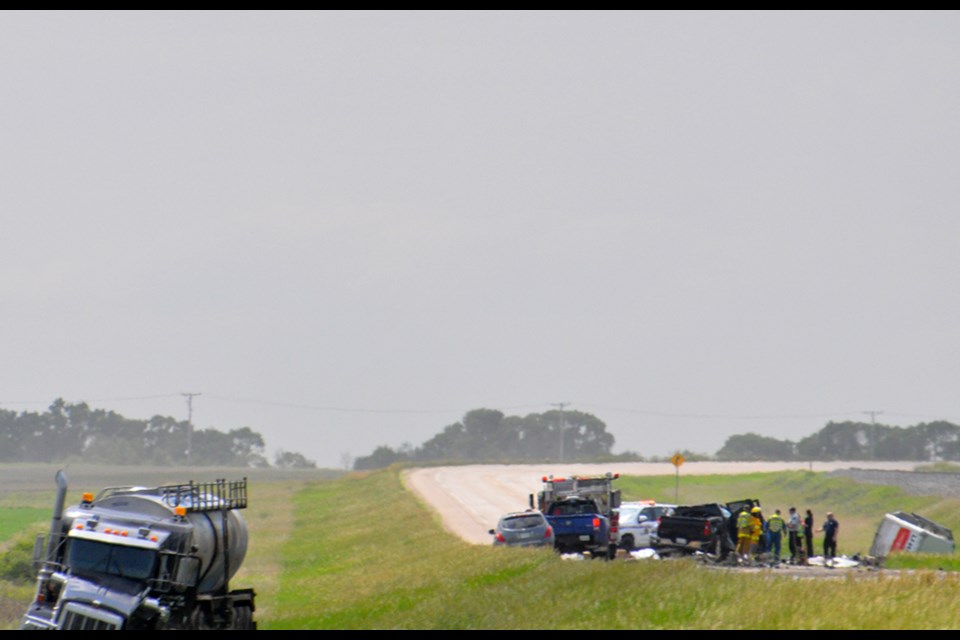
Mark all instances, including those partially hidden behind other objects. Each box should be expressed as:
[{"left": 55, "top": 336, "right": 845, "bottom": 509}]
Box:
[{"left": 806, "top": 555, "right": 859, "bottom": 568}]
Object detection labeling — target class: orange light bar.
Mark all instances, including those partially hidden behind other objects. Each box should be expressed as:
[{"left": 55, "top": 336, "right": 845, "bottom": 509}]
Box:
[
  {"left": 82, "top": 492, "right": 94, "bottom": 503},
  {"left": 174, "top": 506, "right": 187, "bottom": 517}
]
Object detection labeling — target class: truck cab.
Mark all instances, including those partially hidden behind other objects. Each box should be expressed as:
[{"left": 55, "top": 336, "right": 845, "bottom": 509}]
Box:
[{"left": 532, "top": 473, "right": 621, "bottom": 559}]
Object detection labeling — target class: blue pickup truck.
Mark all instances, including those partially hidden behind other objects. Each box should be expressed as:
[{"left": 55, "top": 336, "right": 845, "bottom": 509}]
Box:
[
  {"left": 533, "top": 474, "right": 621, "bottom": 560},
  {"left": 544, "top": 497, "right": 614, "bottom": 558}
]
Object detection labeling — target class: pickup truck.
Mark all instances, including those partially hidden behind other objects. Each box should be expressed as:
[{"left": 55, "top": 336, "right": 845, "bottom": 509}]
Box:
[
  {"left": 543, "top": 497, "right": 615, "bottom": 559},
  {"left": 652, "top": 499, "right": 760, "bottom": 559}
]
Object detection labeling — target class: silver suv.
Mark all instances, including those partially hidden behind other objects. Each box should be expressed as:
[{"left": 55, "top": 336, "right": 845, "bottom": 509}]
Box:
[{"left": 617, "top": 501, "right": 677, "bottom": 550}]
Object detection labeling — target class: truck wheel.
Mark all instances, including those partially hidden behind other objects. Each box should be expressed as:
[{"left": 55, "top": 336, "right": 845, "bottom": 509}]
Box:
[
  {"left": 233, "top": 604, "right": 254, "bottom": 630},
  {"left": 619, "top": 535, "right": 635, "bottom": 551}
]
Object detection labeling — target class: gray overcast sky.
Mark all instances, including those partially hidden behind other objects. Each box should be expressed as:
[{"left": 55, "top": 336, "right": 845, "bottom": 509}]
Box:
[{"left": 3, "top": 10, "right": 959, "bottom": 469}]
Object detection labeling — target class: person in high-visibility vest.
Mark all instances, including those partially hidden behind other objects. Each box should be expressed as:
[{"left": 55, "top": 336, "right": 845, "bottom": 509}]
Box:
[
  {"left": 749, "top": 507, "right": 763, "bottom": 557},
  {"left": 765, "top": 508, "right": 786, "bottom": 563},
  {"left": 736, "top": 507, "right": 753, "bottom": 561}
]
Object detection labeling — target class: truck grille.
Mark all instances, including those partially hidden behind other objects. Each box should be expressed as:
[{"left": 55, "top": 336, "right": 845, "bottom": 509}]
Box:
[{"left": 58, "top": 603, "right": 123, "bottom": 630}]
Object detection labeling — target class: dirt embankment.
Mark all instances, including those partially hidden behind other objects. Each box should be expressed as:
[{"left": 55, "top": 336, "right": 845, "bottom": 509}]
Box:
[{"left": 829, "top": 468, "right": 960, "bottom": 498}]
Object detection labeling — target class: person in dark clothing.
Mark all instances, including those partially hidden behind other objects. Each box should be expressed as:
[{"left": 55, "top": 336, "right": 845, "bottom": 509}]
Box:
[
  {"left": 786, "top": 507, "right": 802, "bottom": 564},
  {"left": 803, "top": 509, "right": 814, "bottom": 559},
  {"left": 819, "top": 512, "right": 839, "bottom": 566}
]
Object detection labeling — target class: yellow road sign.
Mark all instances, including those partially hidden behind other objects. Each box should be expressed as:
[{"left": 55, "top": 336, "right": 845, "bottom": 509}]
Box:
[{"left": 671, "top": 453, "right": 685, "bottom": 467}]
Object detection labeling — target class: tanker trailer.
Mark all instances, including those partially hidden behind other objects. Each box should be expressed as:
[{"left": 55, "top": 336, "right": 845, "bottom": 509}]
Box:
[{"left": 21, "top": 471, "right": 256, "bottom": 630}]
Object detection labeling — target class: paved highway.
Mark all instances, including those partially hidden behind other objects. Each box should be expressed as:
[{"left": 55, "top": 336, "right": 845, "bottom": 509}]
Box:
[{"left": 402, "top": 461, "right": 921, "bottom": 546}]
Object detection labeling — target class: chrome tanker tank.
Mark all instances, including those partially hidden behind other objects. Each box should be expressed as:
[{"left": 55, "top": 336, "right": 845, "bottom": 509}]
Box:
[
  {"left": 22, "top": 474, "right": 256, "bottom": 630},
  {"left": 79, "top": 481, "right": 249, "bottom": 592}
]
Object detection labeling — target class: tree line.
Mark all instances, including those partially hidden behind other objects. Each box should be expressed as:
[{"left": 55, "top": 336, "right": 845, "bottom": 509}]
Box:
[
  {"left": 716, "top": 420, "right": 960, "bottom": 461},
  {"left": 354, "top": 411, "right": 960, "bottom": 470},
  {"left": 0, "top": 398, "right": 315, "bottom": 468},
  {"left": 354, "top": 408, "right": 618, "bottom": 470}
]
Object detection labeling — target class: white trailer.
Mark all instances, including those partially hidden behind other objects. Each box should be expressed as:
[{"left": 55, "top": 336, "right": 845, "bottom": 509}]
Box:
[{"left": 869, "top": 511, "right": 954, "bottom": 558}]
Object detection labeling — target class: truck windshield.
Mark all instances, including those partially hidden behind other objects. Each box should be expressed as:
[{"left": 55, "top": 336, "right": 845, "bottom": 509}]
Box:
[{"left": 67, "top": 539, "right": 158, "bottom": 581}]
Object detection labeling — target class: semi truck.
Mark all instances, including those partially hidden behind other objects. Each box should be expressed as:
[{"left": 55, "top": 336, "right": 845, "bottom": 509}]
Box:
[
  {"left": 20, "top": 471, "right": 256, "bottom": 630},
  {"left": 531, "top": 473, "right": 621, "bottom": 559}
]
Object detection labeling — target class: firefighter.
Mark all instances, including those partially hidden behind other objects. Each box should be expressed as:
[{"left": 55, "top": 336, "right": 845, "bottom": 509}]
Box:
[
  {"left": 736, "top": 506, "right": 753, "bottom": 562},
  {"left": 749, "top": 506, "right": 763, "bottom": 557}
]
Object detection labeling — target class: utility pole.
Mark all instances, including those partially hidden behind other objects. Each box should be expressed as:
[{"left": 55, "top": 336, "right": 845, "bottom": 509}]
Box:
[
  {"left": 864, "top": 410, "right": 883, "bottom": 460},
  {"left": 552, "top": 402, "right": 570, "bottom": 462},
  {"left": 182, "top": 392, "right": 201, "bottom": 463}
]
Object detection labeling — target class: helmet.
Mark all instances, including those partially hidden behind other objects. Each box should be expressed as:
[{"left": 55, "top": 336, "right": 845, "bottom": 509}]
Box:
[{"left": 751, "top": 507, "right": 762, "bottom": 514}]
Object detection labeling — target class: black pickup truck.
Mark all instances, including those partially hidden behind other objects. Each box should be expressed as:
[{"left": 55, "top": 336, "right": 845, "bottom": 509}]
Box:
[{"left": 651, "top": 499, "right": 760, "bottom": 558}]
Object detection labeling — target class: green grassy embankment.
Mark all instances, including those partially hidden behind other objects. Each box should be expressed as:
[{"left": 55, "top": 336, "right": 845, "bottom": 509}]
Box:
[
  {"left": 6, "top": 467, "right": 960, "bottom": 629},
  {"left": 267, "top": 468, "right": 960, "bottom": 630}
]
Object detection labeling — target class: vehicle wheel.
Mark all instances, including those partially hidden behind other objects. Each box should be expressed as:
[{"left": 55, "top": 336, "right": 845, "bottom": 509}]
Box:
[
  {"left": 232, "top": 604, "right": 254, "bottom": 630},
  {"left": 619, "top": 534, "right": 635, "bottom": 551}
]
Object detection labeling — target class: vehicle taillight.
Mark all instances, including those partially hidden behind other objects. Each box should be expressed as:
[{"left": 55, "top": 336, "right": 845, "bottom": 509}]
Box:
[
  {"left": 703, "top": 522, "right": 711, "bottom": 537},
  {"left": 496, "top": 533, "right": 506, "bottom": 543},
  {"left": 592, "top": 517, "right": 601, "bottom": 529},
  {"left": 544, "top": 526, "right": 553, "bottom": 538}
]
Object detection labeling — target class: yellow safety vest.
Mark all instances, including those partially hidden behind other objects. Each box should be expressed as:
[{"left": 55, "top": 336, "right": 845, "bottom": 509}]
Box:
[{"left": 767, "top": 515, "right": 785, "bottom": 534}]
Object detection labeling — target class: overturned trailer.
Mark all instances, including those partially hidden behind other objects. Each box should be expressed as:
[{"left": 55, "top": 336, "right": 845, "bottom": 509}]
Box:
[{"left": 869, "top": 511, "right": 954, "bottom": 558}]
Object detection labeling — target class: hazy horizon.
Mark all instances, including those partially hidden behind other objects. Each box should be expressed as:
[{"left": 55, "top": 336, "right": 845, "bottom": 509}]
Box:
[{"left": 3, "top": 10, "right": 958, "bottom": 468}]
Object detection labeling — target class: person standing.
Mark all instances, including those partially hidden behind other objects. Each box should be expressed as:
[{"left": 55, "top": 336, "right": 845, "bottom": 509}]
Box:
[
  {"left": 803, "top": 509, "right": 814, "bottom": 560},
  {"left": 766, "top": 509, "right": 785, "bottom": 563},
  {"left": 819, "top": 512, "right": 840, "bottom": 566},
  {"left": 749, "top": 506, "right": 764, "bottom": 558},
  {"left": 736, "top": 506, "right": 754, "bottom": 562},
  {"left": 786, "top": 507, "right": 802, "bottom": 564}
]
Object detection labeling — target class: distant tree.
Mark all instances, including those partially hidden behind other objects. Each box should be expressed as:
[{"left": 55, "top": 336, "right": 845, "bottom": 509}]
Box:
[
  {"left": 354, "top": 445, "right": 408, "bottom": 470},
  {"left": 359, "top": 408, "right": 615, "bottom": 469},
  {"left": 274, "top": 450, "right": 317, "bottom": 469},
  {"left": 716, "top": 433, "right": 795, "bottom": 461},
  {"left": 0, "top": 398, "right": 299, "bottom": 468},
  {"left": 796, "top": 421, "right": 872, "bottom": 460},
  {"left": 0, "top": 408, "right": 22, "bottom": 462}
]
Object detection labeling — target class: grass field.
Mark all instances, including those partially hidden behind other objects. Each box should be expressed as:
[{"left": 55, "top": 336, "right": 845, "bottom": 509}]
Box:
[
  {"left": 4, "top": 464, "right": 960, "bottom": 629},
  {"left": 0, "top": 509, "right": 49, "bottom": 546}
]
